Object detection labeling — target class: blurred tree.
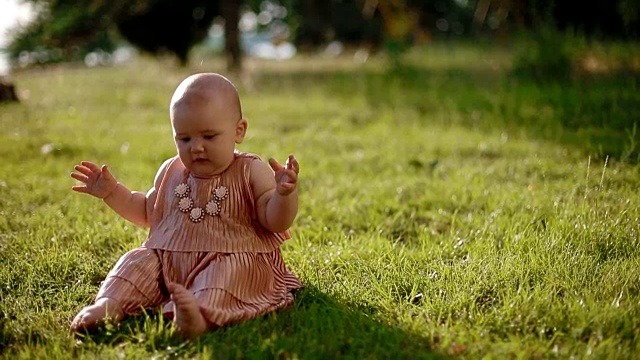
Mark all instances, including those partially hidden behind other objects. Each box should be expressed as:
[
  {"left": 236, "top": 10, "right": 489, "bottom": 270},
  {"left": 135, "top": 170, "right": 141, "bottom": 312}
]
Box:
[
  {"left": 289, "top": 0, "right": 479, "bottom": 51},
  {"left": 293, "top": 0, "right": 332, "bottom": 48},
  {"left": 520, "top": 0, "right": 638, "bottom": 38},
  {"left": 472, "top": 0, "right": 526, "bottom": 35},
  {"left": 7, "top": 0, "right": 636, "bottom": 72},
  {"left": 619, "top": 0, "right": 640, "bottom": 37},
  {"left": 6, "top": 0, "right": 127, "bottom": 64},
  {"left": 221, "top": 0, "right": 242, "bottom": 72},
  {"left": 291, "top": 0, "right": 383, "bottom": 50},
  {"left": 116, "top": 0, "right": 221, "bottom": 66},
  {"left": 0, "top": 79, "right": 19, "bottom": 103},
  {"left": 7, "top": 0, "right": 245, "bottom": 69},
  {"left": 334, "top": 0, "right": 384, "bottom": 46}
]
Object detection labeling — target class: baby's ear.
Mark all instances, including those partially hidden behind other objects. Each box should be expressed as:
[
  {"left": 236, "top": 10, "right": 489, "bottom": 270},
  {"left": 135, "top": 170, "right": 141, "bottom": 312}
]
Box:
[{"left": 235, "top": 118, "right": 248, "bottom": 143}]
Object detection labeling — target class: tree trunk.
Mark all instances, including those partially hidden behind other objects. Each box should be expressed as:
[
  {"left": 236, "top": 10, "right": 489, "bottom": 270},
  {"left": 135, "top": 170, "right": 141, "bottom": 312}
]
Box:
[
  {"left": 0, "top": 78, "right": 19, "bottom": 103},
  {"left": 222, "top": 0, "right": 242, "bottom": 73}
]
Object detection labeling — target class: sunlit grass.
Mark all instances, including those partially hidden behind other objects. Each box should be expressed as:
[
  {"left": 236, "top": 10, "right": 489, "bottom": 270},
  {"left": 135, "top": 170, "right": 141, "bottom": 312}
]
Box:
[{"left": 0, "top": 43, "right": 639, "bottom": 359}]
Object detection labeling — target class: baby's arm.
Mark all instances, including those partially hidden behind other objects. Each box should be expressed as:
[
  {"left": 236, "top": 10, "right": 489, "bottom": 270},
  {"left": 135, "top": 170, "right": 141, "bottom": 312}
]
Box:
[
  {"left": 251, "top": 155, "right": 299, "bottom": 233},
  {"left": 71, "top": 160, "right": 168, "bottom": 227}
]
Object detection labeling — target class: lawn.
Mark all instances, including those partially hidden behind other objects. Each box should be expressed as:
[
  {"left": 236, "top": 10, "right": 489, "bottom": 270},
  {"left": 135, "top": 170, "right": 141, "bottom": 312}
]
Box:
[{"left": 0, "top": 42, "right": 639, "bottom": 359}]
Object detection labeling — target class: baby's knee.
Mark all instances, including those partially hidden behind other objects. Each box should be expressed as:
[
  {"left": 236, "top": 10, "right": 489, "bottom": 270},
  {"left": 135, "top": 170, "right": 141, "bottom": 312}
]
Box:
[
  {"left": 95, "top": 297, "right": 125, "bottom": 316},
  {"left": 111, "top": 247, "right": 161, "bottom": 273}
]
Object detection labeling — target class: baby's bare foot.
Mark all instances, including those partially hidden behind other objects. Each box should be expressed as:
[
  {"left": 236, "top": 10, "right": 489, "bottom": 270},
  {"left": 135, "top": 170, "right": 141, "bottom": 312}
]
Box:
[
  {"left": 168, "top": 283, "right": 208, "bottom": 339},
  {"left": 70, "top": 297, "right": 124, "bottom": 333}
]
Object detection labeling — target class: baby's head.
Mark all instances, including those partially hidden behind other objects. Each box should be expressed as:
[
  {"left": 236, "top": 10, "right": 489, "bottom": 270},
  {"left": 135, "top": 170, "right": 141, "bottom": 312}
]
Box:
[{"left": 170, "top": 73, "right": 248, "bottom": 177}]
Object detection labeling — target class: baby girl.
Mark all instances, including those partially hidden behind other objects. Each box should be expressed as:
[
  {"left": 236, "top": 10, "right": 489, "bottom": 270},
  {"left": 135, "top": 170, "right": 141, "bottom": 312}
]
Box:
[{"left": 69, "top": 73, "right": 302, "bottom": 339}]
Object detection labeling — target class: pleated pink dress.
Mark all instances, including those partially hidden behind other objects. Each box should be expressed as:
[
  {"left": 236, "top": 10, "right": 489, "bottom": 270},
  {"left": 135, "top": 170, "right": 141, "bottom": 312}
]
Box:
[{"left": 95, "top": 152, "right": 302, "bottom": 326}]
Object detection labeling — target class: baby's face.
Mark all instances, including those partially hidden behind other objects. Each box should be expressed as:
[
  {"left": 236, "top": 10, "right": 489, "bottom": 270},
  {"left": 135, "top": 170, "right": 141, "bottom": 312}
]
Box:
[{"left": 171, "top": 97, "right": 246, "bottom": 177}]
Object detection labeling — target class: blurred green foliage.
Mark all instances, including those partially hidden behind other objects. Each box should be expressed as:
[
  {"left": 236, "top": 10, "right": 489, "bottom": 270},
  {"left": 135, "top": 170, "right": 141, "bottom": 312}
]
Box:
[
  {"left": 7, "top": 0, "right": 219, "bottom": 66},
  {"left": 5, "top": 0, "right": 639, "bottom": 69},
  {"left": 6, "top": 0, "right": 125, "bottom": 64},
  {"left": 511, "top": 29, "right": 574, "bottom": 82}
]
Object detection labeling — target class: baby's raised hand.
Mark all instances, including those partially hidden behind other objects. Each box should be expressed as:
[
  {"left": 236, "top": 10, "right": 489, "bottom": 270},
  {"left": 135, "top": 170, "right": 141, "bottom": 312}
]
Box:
[
  {"left": 268, "top": 155, "right": 299, "bottom": 196},
  {"left": 71, "top": 161, "right": 118, "bottom": 199}
]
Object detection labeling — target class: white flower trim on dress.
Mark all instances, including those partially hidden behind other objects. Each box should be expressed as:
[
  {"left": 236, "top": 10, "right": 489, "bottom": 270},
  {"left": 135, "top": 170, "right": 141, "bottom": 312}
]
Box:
[
  {"left": 174, "top": 183, "right": 228, "bottom": 223},
  {"left": 214, "top": 186, "right": 229, "bottom": 201},
  {"left": 178, "top": 197, "right": 193, "bottom": 213},
  {"left": 175, "top": 183, "right": 190, "bottom": 198},
  {"left": 189, "top": 207, "right": 205, "bottom": 222},
  {"left": 205, "top": 200, "right": 220, "bottom": 216}
]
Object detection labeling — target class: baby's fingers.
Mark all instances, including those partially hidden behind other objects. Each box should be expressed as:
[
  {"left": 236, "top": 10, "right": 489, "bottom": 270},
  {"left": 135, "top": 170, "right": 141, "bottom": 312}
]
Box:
[
  {"left": 285, "top": 155, "right": 299, "bottom": 174},
  {"left": 282, "top": 169, "right": 298, "bottom": 184},
  {"left": 80, "top": 161, "right": 101, "bottom": 173},
  {"left": 275, "top": 170, "right": 297, "bottom": 193},
  {"left": 73, "top": 164, "right": 95, "bottom": 177},
  {"left": 280, "top": 183, "right": 295, "bottom": 193},
  {"left": 70, "top": 172, "right": 89, "bottom": 184},
  {"left": 101, "top": 165, "right": 115, "bottom": 182},
  {"left": 268, "top": 158, "right": 284, "bottom": 172},
  {"left": 71, "top": 185, "right": 89, "bottom": 193}
]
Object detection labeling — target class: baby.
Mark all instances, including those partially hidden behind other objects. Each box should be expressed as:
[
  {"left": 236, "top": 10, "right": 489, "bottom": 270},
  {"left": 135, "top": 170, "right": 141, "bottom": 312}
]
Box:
[{"left": 69, "top": 73, "right": 302, "bottom": 339}]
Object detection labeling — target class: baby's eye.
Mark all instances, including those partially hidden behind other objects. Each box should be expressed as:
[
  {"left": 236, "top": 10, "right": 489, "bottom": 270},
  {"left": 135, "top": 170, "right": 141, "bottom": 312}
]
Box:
[
  {"left": 204, "top": 135, "right": 215, "bottom": 140},
  {"left": 180, "top": 137, "right": 191, "bottom": 142}
]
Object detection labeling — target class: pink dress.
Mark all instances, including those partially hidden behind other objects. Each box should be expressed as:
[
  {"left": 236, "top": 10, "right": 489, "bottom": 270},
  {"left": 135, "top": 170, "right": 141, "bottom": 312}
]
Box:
[{"left": 96, "top": 152, "right": 302, "bottom": 326}]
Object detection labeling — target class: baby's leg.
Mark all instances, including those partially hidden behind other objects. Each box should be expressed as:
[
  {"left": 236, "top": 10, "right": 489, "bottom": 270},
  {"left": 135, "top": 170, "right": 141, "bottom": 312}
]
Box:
[
  {"left": 70, "top": 297, "right": 124, "bottom": 333},
  {"left": 167, "top": 283, "right": 211, "bottom": 339},
  {"left": 71, "top": 248, "right": 165, "bottom": 334}
]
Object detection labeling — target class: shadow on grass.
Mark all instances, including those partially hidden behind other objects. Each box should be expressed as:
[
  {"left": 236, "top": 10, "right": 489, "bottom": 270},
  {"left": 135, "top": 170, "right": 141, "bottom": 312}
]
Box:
[
  {"left": 247, "top": 63, "right": 640, "bottom": 163},
  {"left": 75, "top": 286, "right": 445, "bottom": 359}
]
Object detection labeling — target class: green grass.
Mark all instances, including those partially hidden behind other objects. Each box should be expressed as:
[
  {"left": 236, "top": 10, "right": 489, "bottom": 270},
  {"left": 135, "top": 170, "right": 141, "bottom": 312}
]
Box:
[{"left": 1, "top": 42, "right": 639, "bottom": 359}]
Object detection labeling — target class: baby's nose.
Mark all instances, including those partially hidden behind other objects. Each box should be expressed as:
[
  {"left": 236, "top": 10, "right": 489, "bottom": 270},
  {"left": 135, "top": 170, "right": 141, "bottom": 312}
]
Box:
[{"left": 191, "top": 139, "right": 205, "bottom": 152}]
